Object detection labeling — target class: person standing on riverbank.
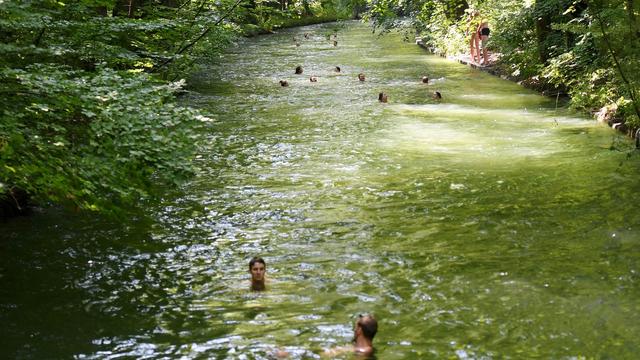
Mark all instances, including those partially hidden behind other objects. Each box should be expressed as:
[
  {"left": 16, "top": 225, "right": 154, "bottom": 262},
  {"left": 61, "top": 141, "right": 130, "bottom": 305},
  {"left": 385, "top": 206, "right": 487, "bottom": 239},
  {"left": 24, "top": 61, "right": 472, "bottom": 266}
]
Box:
[
  {"left": 466, "top": 10, "right": 481, "bottom": 64},
  {"left": 249, "top": 256, "right": 267, "bottom": 291},
  {"left": 477, "top": 19, "right": 491, "bottom": 65}
]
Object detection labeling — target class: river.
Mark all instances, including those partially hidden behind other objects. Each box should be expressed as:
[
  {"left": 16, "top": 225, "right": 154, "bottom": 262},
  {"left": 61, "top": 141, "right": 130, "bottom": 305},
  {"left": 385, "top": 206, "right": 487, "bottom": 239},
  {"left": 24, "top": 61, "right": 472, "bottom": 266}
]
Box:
[{"left": 2, "top": 21, "right": 640, "bottom": 359}]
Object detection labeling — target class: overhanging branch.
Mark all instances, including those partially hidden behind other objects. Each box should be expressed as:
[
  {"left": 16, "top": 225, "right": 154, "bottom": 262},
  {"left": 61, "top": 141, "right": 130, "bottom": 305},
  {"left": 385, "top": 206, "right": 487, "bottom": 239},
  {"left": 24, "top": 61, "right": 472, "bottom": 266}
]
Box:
[{"left": 150, "top": 0, "right": 244, "bottom": 73}]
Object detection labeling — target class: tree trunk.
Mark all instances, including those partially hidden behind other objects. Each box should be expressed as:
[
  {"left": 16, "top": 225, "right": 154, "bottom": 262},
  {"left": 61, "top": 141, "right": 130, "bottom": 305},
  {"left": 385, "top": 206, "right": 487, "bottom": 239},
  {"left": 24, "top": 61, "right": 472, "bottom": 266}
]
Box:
[
  {"left": 113, "top": 0, "right": 137, "bottom": 17},
  {"left": 302, "top": 0, "right": 311, "bottom": 16},
  {"left": 95, "top": 6, "right": 108, "bottom": 16},
  {"left": 162, "top": 0, "right": 179, "bottom": 7},
  {"left": 626, "top": 0, "right": 640, "bottom": 37},
  {"left": 535, "top": 0, "right": 551, "bottom": 63}
]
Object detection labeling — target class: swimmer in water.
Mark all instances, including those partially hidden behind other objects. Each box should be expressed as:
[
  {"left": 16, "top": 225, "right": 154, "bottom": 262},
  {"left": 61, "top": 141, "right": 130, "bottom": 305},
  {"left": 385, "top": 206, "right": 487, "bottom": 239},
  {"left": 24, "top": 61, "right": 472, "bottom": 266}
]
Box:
[
  {"left": 323, "top": 314, "right": 378, "bottom": 357},
  {"left": 249, "top": 256, "right": 267, "bottom": 291},
  {"left": 378, "top": 92, "right": 388, "bottom": 103},
  {"left": 358, "top": 73, "right": 365, "bottom": 82}
]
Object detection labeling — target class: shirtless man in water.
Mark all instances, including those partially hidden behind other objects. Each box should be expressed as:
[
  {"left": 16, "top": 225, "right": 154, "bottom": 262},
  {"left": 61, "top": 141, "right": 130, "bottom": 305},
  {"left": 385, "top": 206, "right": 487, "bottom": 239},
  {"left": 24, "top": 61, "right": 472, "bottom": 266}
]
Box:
[
  {"left": 249, "top": 256, "right": 267, "bottom": 291},
  {"left": 322, "top": 314, "right": 378, "bottom": 357}
]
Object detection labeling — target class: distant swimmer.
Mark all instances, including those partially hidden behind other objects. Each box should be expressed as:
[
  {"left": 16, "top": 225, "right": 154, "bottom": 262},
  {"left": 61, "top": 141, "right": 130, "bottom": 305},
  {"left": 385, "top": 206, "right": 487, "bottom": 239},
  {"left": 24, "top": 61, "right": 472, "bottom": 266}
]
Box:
[
  {"left": 279, "top": 80, "right": 289, "bottom": 87},
  {"left": 378, "top": 92, "right": 388, "bottom": 103},
  {"left": 421, "top": 76, "right": 429, "bottom": 84},
  {"left": 310, "top": 76, "right": 318, "bottom": 82},
  {"left": 358, "top": 73, "right": 365, "bottom": 82},
  {"left": 249, "top": 256, "right": 267, "bottom": 291},
  {"left": 432, "top": 91, "right": 442, "bottom": 100},
  {"left": 323, "top": 314, "right": 378, "bottom": 358},
  {"left": 333, "top": 40, "right": 338, "bottom": 47},
  {"left": 304, "top": 33, "right": 310, "bottom": 39},
  {"left": 335, "top": 66, "right": 341, "bottom": 73},
  {"left": 295, "top": 65, "right": 303, "bottom": 75}
]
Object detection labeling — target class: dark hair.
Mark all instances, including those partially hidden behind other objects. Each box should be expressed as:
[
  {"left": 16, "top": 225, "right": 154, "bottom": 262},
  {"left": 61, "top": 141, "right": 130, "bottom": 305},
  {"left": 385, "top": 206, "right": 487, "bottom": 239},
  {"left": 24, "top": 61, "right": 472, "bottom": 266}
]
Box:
[
  {"left": 434, "top": 91, "right": 442, "bottom": 99},
  {"left": 335, "top": 66, "right": 341, "bottom": 72},
  {"left": 358, "top": 315, "right": 378, "bottom": 340},
  {"left": 249, "top": 256, "right": 266, "bottom": 270},
  {"left": 295, "top": 66, "right": 303, "bottom": 74}
]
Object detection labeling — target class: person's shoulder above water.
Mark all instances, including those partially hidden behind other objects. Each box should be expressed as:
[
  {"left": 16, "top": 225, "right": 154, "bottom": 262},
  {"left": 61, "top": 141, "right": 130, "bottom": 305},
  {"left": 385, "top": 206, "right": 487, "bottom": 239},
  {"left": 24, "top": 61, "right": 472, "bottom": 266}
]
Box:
[
  {"left": 353, "top": 314, "right": 377, "bottom": 356},
  {"left": 322, "top": 314, "right": 378, "bottom": 358}
]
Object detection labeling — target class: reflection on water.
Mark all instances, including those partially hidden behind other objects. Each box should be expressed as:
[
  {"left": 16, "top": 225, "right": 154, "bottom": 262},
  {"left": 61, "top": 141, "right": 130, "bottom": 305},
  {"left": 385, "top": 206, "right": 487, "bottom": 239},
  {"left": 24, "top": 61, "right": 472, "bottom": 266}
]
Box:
[{"left": 2, "top": 21, "right": 640, "bottom": 359}]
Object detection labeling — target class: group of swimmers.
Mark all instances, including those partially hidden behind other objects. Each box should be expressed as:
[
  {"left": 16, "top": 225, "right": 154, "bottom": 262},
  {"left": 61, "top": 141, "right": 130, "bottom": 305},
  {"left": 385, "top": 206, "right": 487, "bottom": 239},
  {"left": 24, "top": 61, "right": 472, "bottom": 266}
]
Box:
[
  {"left": 279, "top": 64, "right": 443, "bottom": 103},
  {"left": 279, "top": 31, "right": 444, "bottom": 104},
  {"left": 248, "top": 256, "right": 378, "bottom": 357}
]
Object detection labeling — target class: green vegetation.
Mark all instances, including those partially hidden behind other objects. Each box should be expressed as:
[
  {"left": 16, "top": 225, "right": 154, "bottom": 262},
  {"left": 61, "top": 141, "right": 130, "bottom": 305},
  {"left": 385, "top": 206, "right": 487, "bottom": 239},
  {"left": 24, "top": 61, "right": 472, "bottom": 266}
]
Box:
[
  {"left": 0, "top": 0, "right": 356, "bottom": 216},
  {"left": 367, "top": 0, "right": 640, "bottom": 130},
  {"left": 2, "top": 0, "right": 637, "bottom": 217}
]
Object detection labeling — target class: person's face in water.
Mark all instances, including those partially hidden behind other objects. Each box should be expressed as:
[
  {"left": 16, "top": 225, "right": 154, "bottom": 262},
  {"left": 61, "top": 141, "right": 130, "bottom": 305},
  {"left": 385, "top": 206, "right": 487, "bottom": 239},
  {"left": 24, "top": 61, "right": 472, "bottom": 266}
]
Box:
[
  {"left": 352, "top": 315, "right": 366, "bottom": 342},
  {"left": 250, "top": 262, "right": 266, "bottom": 282}
]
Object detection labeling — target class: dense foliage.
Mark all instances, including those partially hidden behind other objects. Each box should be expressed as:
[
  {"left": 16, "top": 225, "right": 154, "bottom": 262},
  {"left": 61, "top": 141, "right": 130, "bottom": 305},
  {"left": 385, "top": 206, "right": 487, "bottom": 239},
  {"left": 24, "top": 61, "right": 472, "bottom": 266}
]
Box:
[
  {"left": 367, "top": 0, "right": 640, "bottom": 129},
  {"left": 0, "top": 0, "right": 355, "bottom": 216},
  {"left": 3, "top": 0, "right": 636, "bottom": 216}
]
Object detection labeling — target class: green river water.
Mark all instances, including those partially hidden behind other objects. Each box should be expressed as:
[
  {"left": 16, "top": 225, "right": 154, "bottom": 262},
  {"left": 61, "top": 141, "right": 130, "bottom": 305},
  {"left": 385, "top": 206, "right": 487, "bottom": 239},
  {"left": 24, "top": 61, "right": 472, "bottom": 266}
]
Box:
[{"left": 2, "top": 21, "right": 640, "bottom": 359}]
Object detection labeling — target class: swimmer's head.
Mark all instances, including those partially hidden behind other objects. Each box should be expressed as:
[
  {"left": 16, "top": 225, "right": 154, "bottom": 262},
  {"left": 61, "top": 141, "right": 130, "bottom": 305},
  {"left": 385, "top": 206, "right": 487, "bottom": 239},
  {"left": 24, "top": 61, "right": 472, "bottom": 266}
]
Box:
[
  {"left": 249, "top": 256, "right": 266, "bottom": 283},
  {"left": 358, "top": 73, "right": 365, "bottom": 81},
  {"left": 433, "top": 91, "right": 442, "bottom": 100},
  {"left": 421, "top": 76, "right": 429, "bottom": 84},
  {"left": 356, "top": 314, "right": 378, "bottom": 341},
  {"left": 335, "top": 66, "right": 341, "bottom": 73},
  {"left": 378, "top": 92, "right": 388, "bottom": 103},
  {"left": 295, "top": 65, "right": 303, "bottom": 74},
  {"left": 279, "top": 80, "right": 289, "bottom": 87}
]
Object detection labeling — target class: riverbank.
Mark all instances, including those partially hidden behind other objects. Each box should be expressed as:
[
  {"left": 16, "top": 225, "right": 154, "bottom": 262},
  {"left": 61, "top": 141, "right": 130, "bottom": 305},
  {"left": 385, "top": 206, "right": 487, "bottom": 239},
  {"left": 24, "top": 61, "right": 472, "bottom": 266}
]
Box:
[{"left": 416, "top": 38, "right": 639, "bottom": 147}]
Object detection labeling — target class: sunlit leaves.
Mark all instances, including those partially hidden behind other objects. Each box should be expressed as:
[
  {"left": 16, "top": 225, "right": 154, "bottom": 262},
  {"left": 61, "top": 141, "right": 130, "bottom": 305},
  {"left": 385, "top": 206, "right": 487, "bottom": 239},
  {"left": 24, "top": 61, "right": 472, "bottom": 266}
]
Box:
[
  {"left": 0, "top": 0, "right": 358, "bottom": 215},
  {"left": 0, "top": 65, "right": 203, "bottom": 215}
]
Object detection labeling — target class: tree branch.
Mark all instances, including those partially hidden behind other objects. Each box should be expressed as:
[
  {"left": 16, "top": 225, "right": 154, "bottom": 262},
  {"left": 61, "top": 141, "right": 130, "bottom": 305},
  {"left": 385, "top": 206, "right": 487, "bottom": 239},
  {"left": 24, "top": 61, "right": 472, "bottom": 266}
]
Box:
[
  {"left": 593, "top": 7, "right": 640, "bottom": 121},
  {"left": 150, "top": 0, "right": 244, "bottom": 73}
]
